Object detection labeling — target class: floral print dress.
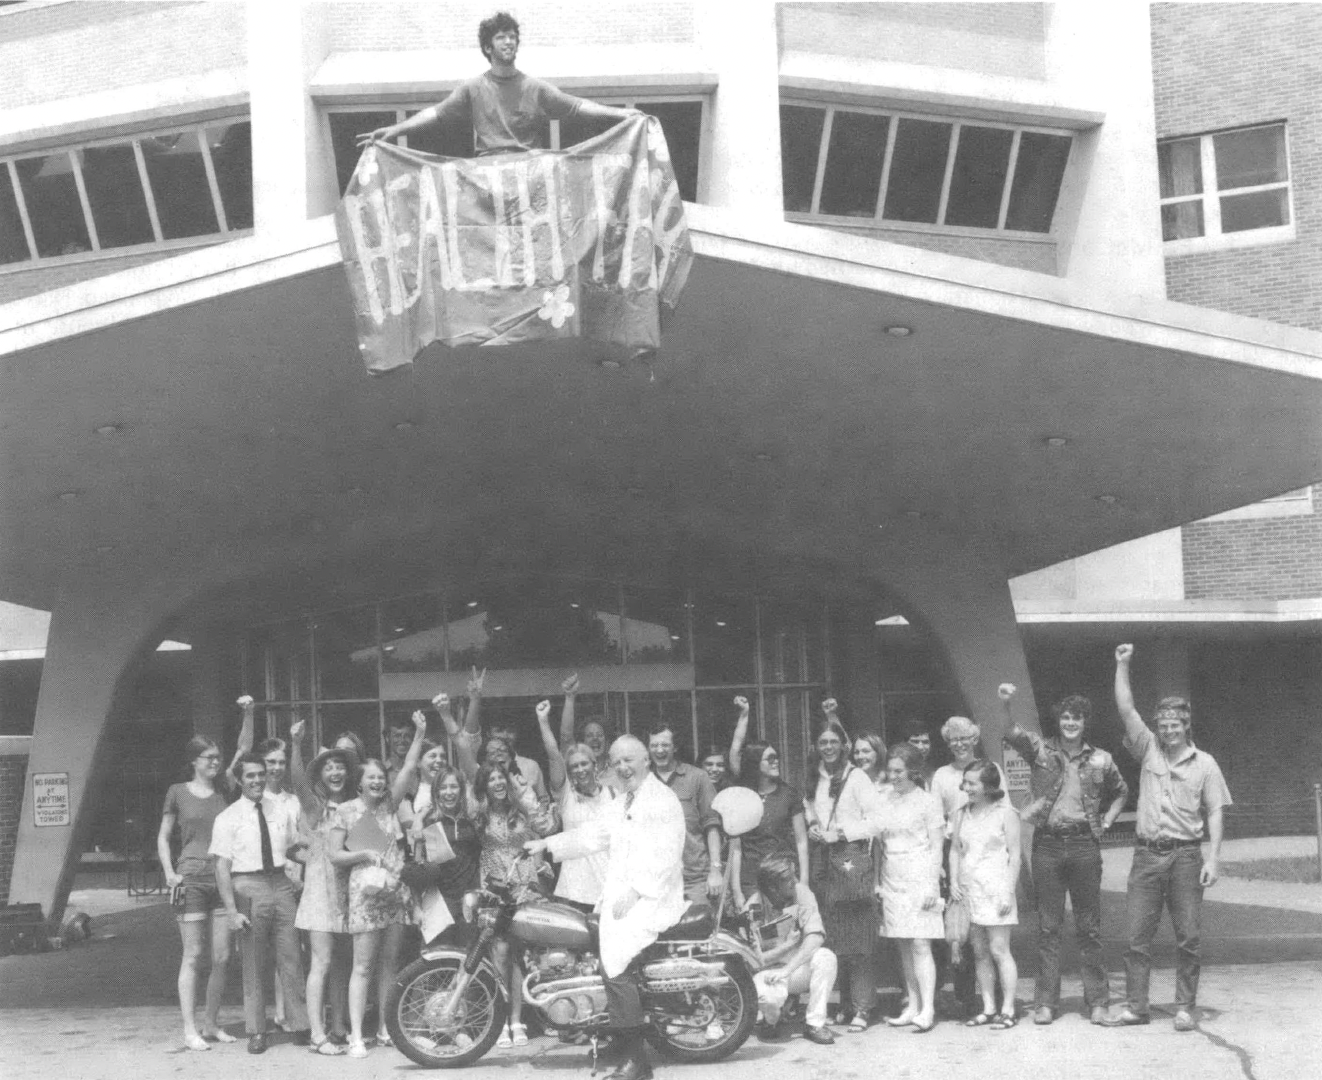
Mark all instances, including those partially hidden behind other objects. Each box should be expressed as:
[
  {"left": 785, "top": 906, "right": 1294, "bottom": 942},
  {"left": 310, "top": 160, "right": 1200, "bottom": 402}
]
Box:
[{"left": 335, "top": 797, "right": 413, "bottom": 933}]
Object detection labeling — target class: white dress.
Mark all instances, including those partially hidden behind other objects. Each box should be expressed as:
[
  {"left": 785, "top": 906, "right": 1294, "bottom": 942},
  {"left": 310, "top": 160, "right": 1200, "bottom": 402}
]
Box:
[
  {"left": 955, "top": 802, "right": 1018, "bottom": 927},
  {"left": 554, "top": 783, "right": 615, "bottom": 906},
  {"left": 878, "top": 786, "right": 945, "bottom": 939}
]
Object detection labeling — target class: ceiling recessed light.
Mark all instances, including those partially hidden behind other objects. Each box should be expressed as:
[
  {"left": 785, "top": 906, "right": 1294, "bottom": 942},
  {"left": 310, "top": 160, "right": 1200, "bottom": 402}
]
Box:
[
  {"left": 598, "top": 357, "right": 623, "bottom": 370},
  {"left": 1096, "top": 493, "right": 1119, "bottom": 505},
  {"left": 382, "top": 644, "right": 396, "bottom": 653},
  {"left": 884, "top": 325, "right": 913, "bottom": 337},
  {"left": 569, "top": 602, "right": 580, "bottom": 609},
  {"left": 393, "top": 626, "right": 406, "bottom": 634},
  {"left": 466, "top": 600, "right": 479, "bottom": 608},
  {"left": 670, "top": 633, "right": 681, "bottom": 641},
  {"left": 56, "top": 490, "right": 80, "bottom": 502},
  {"left": 1043, "top": 436, "right": 1070, "bottom": 448},
  {"left": 95, "top": 423, "right": 122, "bottom": 436},
  {"left": 95, "top": 544, "right": 116, "bottom": 554},
  {"left": 753, "top": 451, "right": 774, "bottom": 463},
  {"left": 492, "top": 624, "right": 504, "bottom": 631},
  {"left": 393, "top": 420, "right": 416, "bottom": 432},
  {"left": 715, "top": 620, "right": 727, "bottom": 628}
]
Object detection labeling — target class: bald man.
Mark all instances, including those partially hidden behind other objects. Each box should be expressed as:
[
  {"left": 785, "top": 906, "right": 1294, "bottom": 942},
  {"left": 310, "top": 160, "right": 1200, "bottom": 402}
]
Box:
[{"left": 528, "top": 735, "right": 687, "bottom": 1080}]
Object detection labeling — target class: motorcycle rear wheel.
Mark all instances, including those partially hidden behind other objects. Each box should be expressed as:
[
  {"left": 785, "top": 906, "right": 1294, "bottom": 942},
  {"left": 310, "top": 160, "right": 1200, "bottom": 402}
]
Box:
[
  {"left": 646, "top": 962, "right": 758, "bottom": 1063},
  {"left": 386, "top": 955, "right": 508, "bottom": 1068}
]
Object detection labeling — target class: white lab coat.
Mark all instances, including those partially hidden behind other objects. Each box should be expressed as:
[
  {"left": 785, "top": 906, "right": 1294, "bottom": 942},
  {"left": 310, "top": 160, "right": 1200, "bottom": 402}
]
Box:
[{"left": 545, "top": 772, "right": 687, "bottom": 977}]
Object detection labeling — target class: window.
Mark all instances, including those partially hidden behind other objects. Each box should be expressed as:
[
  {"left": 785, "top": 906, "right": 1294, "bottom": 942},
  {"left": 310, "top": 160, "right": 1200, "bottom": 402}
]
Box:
[
  {"left": 1159, "top": 123, "right": 1292, "bottom": 251},
  {"left": 780, "top": 100, "right": 1072, "bottom": 235},
  {"left": 0, "top": 118, "right": 252, "bottom": 268},
  {"left": 326, "top": 95, "right": 706, "bottom": 202}
]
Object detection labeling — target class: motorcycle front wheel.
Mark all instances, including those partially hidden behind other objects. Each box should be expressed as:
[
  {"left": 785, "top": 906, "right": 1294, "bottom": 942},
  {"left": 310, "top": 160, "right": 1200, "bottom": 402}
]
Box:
[
  {"left": 385, "top": 955, "right": 508, "bottom": 1068},
  {"left": 646, "top": 961, "right": 758, "bottom": 1063}
]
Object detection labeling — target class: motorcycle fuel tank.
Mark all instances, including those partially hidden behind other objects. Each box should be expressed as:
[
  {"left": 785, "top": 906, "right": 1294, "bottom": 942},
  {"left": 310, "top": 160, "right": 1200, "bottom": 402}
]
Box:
[{"left": 511, "top": 900, "right": 592, "bottom": 948}]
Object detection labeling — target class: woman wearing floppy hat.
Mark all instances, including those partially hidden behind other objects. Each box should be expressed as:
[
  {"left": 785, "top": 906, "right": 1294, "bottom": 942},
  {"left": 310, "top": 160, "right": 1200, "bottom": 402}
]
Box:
[{"left": 290, "top": 720, "right": 358, "bottom": 1055}]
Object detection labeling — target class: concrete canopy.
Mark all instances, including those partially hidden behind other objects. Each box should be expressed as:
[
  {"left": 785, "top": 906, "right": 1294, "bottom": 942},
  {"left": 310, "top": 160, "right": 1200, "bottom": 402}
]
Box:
[{"left": 4, "top": 207, "right": 1322, "bottom": 626}]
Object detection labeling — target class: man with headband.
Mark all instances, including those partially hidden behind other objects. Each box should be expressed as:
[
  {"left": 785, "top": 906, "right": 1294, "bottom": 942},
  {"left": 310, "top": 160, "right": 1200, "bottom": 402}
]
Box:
[{"left": 1106, "top": 644, "right": 1232, "bottom": 1033}]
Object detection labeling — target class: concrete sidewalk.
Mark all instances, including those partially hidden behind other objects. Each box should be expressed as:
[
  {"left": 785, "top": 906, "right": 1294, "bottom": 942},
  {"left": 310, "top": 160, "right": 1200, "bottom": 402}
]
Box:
[{"left": 4, "top": 846, "right": 1321, "bottom": 1080}]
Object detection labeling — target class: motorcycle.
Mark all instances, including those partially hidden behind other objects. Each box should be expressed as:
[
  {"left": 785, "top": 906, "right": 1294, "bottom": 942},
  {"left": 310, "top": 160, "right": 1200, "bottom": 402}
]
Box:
[{"left": 385, "top": 858, "right": 762, "bottom": 1069}]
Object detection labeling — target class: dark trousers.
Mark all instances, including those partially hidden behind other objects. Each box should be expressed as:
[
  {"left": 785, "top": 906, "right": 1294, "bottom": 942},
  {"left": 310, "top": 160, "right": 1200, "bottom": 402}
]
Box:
[
  {"left": 605, "top": 964, "right": 644, "bottom": 1029},
  {"left": 1124, "top": 845, "right": 1204, "bottom": 1014},
  {"left": 232, "top": 871, "right": 308, "bottom": 1035},
  {"left": 1033, "top": 835, "right": 1107, "bottom": 1010}
]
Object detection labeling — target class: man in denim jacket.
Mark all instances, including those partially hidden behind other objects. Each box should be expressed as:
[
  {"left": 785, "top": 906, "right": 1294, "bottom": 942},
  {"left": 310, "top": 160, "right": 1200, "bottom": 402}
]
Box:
[{"left": 1000, "top": 683, "right": 1128, "bottom": 1026}]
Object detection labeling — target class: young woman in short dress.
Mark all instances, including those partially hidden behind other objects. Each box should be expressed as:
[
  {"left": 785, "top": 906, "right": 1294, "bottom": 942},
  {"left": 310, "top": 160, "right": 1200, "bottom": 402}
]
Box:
[{"left": 949, "top": 760, "right": 1021, "bottom": 1029}]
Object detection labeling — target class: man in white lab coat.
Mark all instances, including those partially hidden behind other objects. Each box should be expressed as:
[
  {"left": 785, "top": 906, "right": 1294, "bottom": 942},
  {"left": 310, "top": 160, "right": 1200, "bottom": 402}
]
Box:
[{"left": 527, "top": 734, "right": 687, "bottom": 1080}]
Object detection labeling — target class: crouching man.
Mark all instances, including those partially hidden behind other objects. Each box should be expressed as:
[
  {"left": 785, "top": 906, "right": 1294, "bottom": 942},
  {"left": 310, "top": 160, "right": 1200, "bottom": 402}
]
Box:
[{"left": 749, "top": 853, "right": 837, "bottom": 1045}]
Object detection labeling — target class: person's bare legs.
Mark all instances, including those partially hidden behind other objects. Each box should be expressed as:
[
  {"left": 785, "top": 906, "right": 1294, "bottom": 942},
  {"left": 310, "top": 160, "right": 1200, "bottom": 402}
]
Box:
[
  {"left": 176, "top": 918, "right": 209, "bottom": 1049},
  {"left": 374, "top": 923, "right": 405, "bottom": 1043},
  {"left": 987, "top": 926, "right": 1018, "bottom": 1018},
  {"left": 348, "top": 930, "right": 382, "bottom": 1051},
  {"left": 306, "top": 931, "right": 335, "bottom": 1045},
  {"left": 912, "top": 939, "right": 937, "bottom": 1026},
  {"left": 885, "top": 942, "right": 919, "bottom": 1026},
  {"left": 491, "top": 937, "right": 514, "bottom": 1042},
  {"left": 970, "top": 926, "right": 996, "bottom": 1017},
  {"left": 200, "top": 912, "right": 235, "bottom": 1041},
  {"left": 329, "top": 934, "right": 352, "bottom": 1038}
]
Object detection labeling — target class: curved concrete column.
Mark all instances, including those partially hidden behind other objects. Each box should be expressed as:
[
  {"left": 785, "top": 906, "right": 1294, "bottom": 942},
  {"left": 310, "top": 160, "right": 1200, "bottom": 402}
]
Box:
[
  {"left": 880, "top": 528, "right": 1042, "bottom": 759},
  {"left": 7, "top": 573, "right": 203, "bottom": 922}
]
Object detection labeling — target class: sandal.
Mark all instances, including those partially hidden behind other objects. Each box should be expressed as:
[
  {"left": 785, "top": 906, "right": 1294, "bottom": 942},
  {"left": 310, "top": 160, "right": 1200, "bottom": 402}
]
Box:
[
  {"left": 964, "top": 1013, "right": 995, "bottom": 1027},
  {"left": 310, "top": 1038, "right": 345, "bottom": 1056},
  {"left": 183, "top": 1034, "right": 211, "bottom": 1052},
  {"left": 496, "top": 1026, "right": 514, "bottom": 1049},
  {"left": 347, "top": 1039, "right": 369, "bottom": 1058},
  {"left": 990, "top": 1012, "right": 1018, "bottom": 1030},
  {"left": 848, "top": 1014, "right": 868, "bottom": 1033},
  {"left": 375, "top": 1031, "right": 394, "bottom": 1048},
  {"left": 509, "top": 1022, "right": 529, "bottom": 1046}
]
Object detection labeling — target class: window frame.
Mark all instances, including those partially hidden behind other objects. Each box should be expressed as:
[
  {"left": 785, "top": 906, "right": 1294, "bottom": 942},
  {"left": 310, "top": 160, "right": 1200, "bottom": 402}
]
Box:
[
  {"left": 1159, "top": 122, "right": 1295, "bottom": 256},
  {"left": 0, "top": 114, "right": 252, "bottom": 273},
  {"left": 323, "top": 92, "right": 711, "bottom": 202},
  {"left": 780, "top": 97, "right": 1073, "bottom": 242}
]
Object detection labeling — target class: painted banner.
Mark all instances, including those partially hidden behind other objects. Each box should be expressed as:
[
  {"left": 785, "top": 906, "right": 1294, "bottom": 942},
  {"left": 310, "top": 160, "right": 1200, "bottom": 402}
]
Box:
[{"left": 336, "top": 114, "right": 693, "bottom": 375}]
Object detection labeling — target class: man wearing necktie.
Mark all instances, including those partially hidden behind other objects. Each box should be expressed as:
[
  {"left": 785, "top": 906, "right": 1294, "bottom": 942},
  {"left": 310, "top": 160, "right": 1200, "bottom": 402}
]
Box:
[
  {"left": 526, "top": 735, "right": 687, "bottom": 1080},
  {"left": 212, "top": 752, "right": 310, "bottom": 1053}
]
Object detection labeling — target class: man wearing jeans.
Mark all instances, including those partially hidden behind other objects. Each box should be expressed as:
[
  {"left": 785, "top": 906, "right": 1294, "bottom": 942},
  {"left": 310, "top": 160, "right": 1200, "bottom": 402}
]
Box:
[
  {"left": 1107, "top": 644, "right": 1233, "bottom": 1032},
  {"left": 1000, "top": 683, "right": 1128, "bottom": 1025}
]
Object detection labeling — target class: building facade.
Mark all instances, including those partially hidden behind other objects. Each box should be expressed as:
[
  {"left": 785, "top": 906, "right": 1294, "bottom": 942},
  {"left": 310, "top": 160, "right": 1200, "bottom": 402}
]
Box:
[{"left": 5, "top": 2, "right": 1322, "bottom": 917}]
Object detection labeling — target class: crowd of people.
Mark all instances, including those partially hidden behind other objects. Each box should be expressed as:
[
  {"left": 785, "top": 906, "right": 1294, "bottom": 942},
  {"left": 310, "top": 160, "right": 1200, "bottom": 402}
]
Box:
[{"left": 157, "top": 642, "right": 1232, "bottom": 1065}]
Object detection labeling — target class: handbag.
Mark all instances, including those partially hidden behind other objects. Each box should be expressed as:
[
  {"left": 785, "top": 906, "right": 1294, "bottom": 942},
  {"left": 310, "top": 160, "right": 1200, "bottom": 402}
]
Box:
[
  {"left": 819, "top": 766, "right": 875, "bottom": 905},
  {"left": 359, "top": 860, "right": 398, "bottom": 897}
]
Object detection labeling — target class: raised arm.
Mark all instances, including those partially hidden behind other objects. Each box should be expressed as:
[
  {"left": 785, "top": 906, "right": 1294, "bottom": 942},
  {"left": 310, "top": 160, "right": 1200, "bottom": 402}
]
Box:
[
  {"left": 463, "top": 667, "right": 486, "bottom": 736},
  {"left": 221, "top": 696, "right": 255, "bottom": 793},
  {"left": 1113, "top": 643, "right": 1147, "bottom": 741},
  {"left": 288, "top": 715, "right": 319, "bottom": 818},
  {"left": 559, "top": 672, "right": 579, "bottom": 750},
  {"left": 390, "top": 709, "right": 429, "bottom": 806},
  {"left": 537, "top": 699, "right": 567, "bottom": 795},
  {"left": 998, "top": 682, "right": 1040, "bottom": 761},
  {"left": 728, "top": 696, "right": 751, "bottom": 777}
]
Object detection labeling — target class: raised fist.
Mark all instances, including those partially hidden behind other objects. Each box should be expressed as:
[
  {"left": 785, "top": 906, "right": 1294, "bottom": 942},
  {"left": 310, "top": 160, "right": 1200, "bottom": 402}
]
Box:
[
  {"left": 236, "top": 695, "right": 254, "bottom": 708},
  {"left": 290, "top": 717, "right": 305, "bottom": 740},
  {"left": 997, "top": 683, "right": 1016, "bottom": 702},
  {"left": 1115, "top": 643, "right": 1134, "bottom": 663},
  {"left": 536, "top": 700, "right": 552, "bottom": 722},
  {"left": 562, "top": 673, "right": 580, "bottom": 695},
  {"left": 821, "top": 698, "right": 838, "bottom": 716},
  {"left": 412, "top": 710, "right": 427, "bottom": 732},
  {"left": 431, "top": 692, "right": 450, "bottom": 711},
  {"left": 733, "top": 695, "right": 749, "bottom": 712}
]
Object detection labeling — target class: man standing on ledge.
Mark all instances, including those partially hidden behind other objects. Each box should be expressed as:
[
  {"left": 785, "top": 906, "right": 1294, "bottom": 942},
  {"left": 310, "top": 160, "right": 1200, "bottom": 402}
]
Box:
[
  {"left": 358, "top": 11, "right": 640, "bottom": 155},
  {"left": 1106, "top": 643, "right": 1232, "bottom": 1032},
  {"left": 526, "top": 735, "right": 687, "bottom": 1080}
]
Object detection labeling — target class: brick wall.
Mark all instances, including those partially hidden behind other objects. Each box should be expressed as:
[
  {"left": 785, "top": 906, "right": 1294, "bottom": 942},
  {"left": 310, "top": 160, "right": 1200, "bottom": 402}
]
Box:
[
  {"left": 779, "top": 2, "right": 1047, "bottom": 80},
  {"left": 324, "top": 1, "right": 695, "bottom": 51},
  {"left": 845, "top": 226, "right": 1057, "bottom": 274},
  {"left": 1152, "top": 3, "right": 1322, "bottom": 333},
  {"left": 0, "top": 2, "right": 244, "bottom": 111},
  {"left": 1183, "top": 511, "right": 1322, "bottom": 600},
  {"left": 0, "top": 755, "right": 28, "bottom": 906}
]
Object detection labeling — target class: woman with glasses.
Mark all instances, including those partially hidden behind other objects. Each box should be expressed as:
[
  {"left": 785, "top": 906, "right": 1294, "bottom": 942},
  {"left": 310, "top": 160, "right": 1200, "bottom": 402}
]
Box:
[
  {"left": 156, "top": 697, "right": 253, "bottom": 1051},
  {"left": 728, "top": 695, "right": 809, "bottom": 913}
]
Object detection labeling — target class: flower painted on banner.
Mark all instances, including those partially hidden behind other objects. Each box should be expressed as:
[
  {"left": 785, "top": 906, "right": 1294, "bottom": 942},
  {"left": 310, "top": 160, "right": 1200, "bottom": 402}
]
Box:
[
  {"left": 356, "top": 152, "right": 379, "bottom": 187},
  {"left": 537, "top": 284, "right": 576, "bottom": 329}
]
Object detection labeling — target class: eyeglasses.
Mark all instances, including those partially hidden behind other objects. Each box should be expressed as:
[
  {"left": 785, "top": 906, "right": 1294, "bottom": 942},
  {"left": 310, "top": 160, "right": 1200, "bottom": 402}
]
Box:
[
  {"left": 763, "top": 754, "right": 780, "bottom": 762},
  {"left": 947, "top": 737, "right": 978, "bottom": 747},
  {"left": 198, "top": 754, "right": 222, "bottom": 762}
]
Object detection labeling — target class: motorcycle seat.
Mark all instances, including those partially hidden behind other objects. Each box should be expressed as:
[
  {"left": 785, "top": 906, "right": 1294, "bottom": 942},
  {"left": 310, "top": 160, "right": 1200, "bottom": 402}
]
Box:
[{"left": 656, "top": 902, "right": 714, "bottom": 941}]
